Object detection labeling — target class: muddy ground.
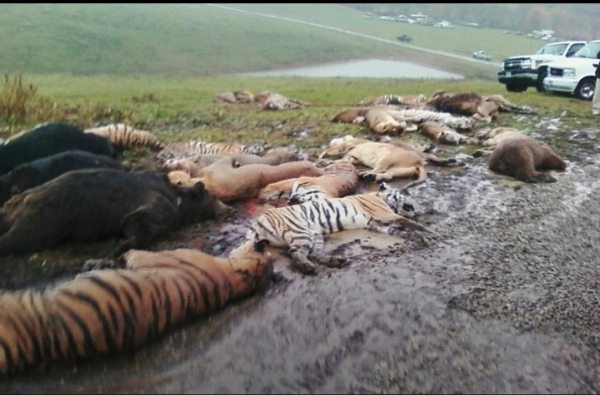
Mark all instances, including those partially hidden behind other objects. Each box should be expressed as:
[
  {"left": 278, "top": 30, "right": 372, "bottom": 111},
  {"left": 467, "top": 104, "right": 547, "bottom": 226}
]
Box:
[{"left": 1, "top": 113, "right": 600, "bottom": 394}]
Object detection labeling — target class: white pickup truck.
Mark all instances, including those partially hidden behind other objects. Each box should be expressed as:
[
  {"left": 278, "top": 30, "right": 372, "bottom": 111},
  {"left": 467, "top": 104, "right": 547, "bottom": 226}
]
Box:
[
  {"left": 498, "top": 41, "right": 587, "bottom": 93},
  {"left": 543, "top": 40, "right": 600, "bottom": 101}
]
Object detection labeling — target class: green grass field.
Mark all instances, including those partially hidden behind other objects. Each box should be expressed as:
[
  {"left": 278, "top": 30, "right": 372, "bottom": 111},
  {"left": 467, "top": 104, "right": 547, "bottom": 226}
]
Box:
[
  {"left": 1, "top": 74, "right": 594, "bottom": 157},
  {"left": 218, "top": 3, "right": 544, "bottom": 62},
  {"left": 1, "top": 3, "right": 519, "bottom": 80},
  {"left": 0, "top": 4, "right": 402, "bottom": 76}
]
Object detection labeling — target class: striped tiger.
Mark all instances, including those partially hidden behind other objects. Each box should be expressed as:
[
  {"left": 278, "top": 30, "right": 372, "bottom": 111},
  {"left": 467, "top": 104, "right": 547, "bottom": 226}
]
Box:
[
  {"left": 390, "top": 109, "right": 475, "bottom": 130},
  {"left": 357, "top": 94, "right": 427, "bottom": 107},
  {"left": 244, "top": 182, "right": 438, "bottom": 275},
  {"left": 84, "top": 123, "right": 164, "bottom": 151},
  {"left": 259, "top": 92, "right": 309, "bottom": 111},
  {"left": 156, "top": 141, "right": 265, "bottom": 163},
  {"left": 0, "top": 240, "right": 273, "bottom": 377}
]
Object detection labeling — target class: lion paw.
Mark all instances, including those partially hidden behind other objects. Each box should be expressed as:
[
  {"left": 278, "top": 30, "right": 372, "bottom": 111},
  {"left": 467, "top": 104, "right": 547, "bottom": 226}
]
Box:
[{"left": 81, "top": 258, "right": 119, "bottom": 273}]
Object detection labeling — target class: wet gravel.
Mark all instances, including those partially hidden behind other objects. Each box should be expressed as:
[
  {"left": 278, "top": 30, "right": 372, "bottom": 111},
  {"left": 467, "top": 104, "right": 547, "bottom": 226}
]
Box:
[{"left": 1, "top": 117, "right": 600, "bottom": 394}]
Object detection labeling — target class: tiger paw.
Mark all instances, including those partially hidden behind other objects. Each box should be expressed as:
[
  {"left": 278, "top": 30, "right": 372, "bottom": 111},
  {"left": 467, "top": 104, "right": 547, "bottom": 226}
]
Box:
[
  {"left": 81, "top": 258, "right": 119, "bottom": 273},
  {"left": 291, "top": 261, "right": 318, "bottom": 276},
  {"left": 325, "top": 255, "right": 349, "bottom": 269},
  {"left": 388, "top": 226, "right": 407, "bottom": 237}
]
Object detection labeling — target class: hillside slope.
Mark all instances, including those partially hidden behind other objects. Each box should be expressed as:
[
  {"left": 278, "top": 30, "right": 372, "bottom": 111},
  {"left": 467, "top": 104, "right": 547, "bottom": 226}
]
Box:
[{"left": 0, "top": 4, "right": 403, "bottom": 76}]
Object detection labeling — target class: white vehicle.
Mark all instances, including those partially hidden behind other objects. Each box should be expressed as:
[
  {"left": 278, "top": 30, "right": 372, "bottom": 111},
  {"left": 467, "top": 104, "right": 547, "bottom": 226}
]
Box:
[
  {"left": 498, "top": 40, "right": 587, "bottom": 93},
  {"left": 543, "top": 40, "right": 600, "bottom": 101}
]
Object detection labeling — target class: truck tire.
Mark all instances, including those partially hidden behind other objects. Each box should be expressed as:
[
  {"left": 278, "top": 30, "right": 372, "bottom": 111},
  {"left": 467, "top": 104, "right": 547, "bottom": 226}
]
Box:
[
  {"left": 506, "top": 84, "right": 527, "bottom": 93},
  {"left": 536, "top": 67, "right": 548, "bottom": 92},
  {"left": 575, "top": 78, "right": 596, "bottom": 101}
]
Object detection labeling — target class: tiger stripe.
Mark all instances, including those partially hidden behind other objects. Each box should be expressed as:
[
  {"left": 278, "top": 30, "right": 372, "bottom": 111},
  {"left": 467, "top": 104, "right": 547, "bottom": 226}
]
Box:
[
  {"left": 84, "top": 124, "right": 164, "bottom": 151},
  {"left": 156, "top": 141, "right": 264, "bottom": 163},
  {"left": 245, "top": 183, "right": 423, "bottom": 274},
  {"left": 0, "top": 241, "right": 272, "bottom": 376}
]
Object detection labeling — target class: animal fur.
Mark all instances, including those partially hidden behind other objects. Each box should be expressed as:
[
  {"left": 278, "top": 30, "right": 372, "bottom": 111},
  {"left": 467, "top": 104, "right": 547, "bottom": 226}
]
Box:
[
  {"left": 257, "top": 91, "right": 309, "bottom": 111},
  {"left": 425, "top": 92, "right": 500, "bottom": 124},
  {"left": 162, "top": 147, "right": 299, "bottom": 177},
  {"left": 487, "top": 136, "right": 567, "bottom": 183},
  {"left": 389, "top": 109, "right": 475, "bottom": 130},
  {"left": 0, "top": 169, "right": 229, "bottom": 258},
  {"left": 245, "top": 182, "right": 436, "bottom": 275},
  {"left": 0, "top": 123, "right": 115, "bottom": 176},
  {"left": 319, "top": 137, "right": 460, "bottom": 188},
  {"left": 84, "top": 123, "right": 164, "bottom": 151},
  {"left": 156, "top": 141, "right": 265, "bottom": 163},
  {"left": 358, "top": 94, "right": 427, "bottom": 107},
  {"left": 0, "top": 240, "right": 273, "bottom": 376},
  {"left": 192, "top": 158, "right": 323, "bottom": 203},
  {"left": 214, "top": 90, "right": 255, "bottom": 104},
  {"left": 331, "top": 107, "right": 371, "bottom": 123},
  {"left": 364, "top": 108, "right": 407, "bottom": 135},
  {"left": 258, "top": 160, "right": 358, "bottom": 202},
  {"left": 418, "top": 121, "right": 479, "bottom": 145},
  {"left": 0, "top": 150, "right": 129, "bottom": 205}
]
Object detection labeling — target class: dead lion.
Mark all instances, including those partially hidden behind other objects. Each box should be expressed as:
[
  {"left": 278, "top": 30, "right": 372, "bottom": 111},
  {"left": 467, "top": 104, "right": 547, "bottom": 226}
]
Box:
[
  {"left": 318, "top": 138, "right": 454, "bottom": 189},
  {"left": 189, "top": 158, "right": 323, "bottom": 202},
  {"left": 257, "top": 160, "right": 358, "bottom": 202},
  {"left": 364, "top": 107, "right": 408, "bottom": 135},
  {"left": 162, "top": 147, "right": 298, "bottom": 177}
]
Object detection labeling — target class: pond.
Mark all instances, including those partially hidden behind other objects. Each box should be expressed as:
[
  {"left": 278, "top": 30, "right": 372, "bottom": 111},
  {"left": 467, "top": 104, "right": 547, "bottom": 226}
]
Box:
[{"left": 240, "top": 58, "right": 464, "bottom": 79}]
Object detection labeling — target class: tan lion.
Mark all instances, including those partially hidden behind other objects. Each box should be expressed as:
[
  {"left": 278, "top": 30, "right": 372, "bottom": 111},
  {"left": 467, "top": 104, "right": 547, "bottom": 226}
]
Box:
[
  {"left": 162, "top": 147, "right": 299, "bottom": 177},
  {"left": 257, "top": 160, "right": 358, "bottom": 202},
  {"left": 318, "top": 138, "right": 442, "bottom": 189},
  {"left": 363, "top": 107, "right": 408, "bottom": 135},
  {"left": 189, "top": 158, "right": 323, "bottom": 203}
]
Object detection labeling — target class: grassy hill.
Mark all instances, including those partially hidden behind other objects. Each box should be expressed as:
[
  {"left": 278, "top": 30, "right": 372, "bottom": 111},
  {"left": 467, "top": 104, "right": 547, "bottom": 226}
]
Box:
[
  {"left": 0, "top": 4, "right": 397, "bottom": 76},
  {"left": 1, "top": 3, "right": 496, "bottom": 78},
  {"left": 218, "top": 3, "right": 545, "bottom": 62}
]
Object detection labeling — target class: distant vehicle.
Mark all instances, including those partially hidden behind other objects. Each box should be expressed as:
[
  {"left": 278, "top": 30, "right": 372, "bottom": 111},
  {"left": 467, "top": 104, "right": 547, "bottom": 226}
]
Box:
[
  {"left": 472, "top": 50, "right": 493, "bottom": 61},
  {"left": 397, "top": 15, "right": 410, "bottom": 23},
  {"left": 498, "top": 40, "right": 587, "bottom": 93},
  {"left": 467, "top": 22, "right": 480, "bottom": 28},
  {"left": 543, "top": 40, "right": 600, "bottom": 101},
  {"left": 396, "top": 34, "right": 412, "bottom": 43},
  {"left": 379, "top": 16, "right": 395, "bottom": 21},
  {"left": 435, "top": 21, "right": 454, "bottom": 29}
]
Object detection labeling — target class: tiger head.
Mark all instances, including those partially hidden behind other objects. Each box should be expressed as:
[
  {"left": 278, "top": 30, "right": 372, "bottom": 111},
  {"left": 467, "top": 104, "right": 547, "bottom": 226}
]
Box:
[
  {"left": 229, "top": 239, "right": 274, "bottom": 289},
  {"left": 288, "top": 180, "right": 327, "bottom": 205},
  {"left": 376, "top": 182, "right": 416, "bottom": 218}
]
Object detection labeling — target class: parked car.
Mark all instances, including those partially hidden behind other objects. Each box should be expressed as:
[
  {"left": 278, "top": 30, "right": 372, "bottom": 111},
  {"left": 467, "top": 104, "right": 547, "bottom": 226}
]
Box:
[
  {"left": 397, "top": 34, "right": 412, "bottom": 43},
  {"left": 543, "top": 40, "right": 600, "bottom": 101},
  {"left": 473, "top": 50, "right": 493, "bottom": 61},
  {"left": 497, "top": 40, "right": 587, "bottom": 93}
]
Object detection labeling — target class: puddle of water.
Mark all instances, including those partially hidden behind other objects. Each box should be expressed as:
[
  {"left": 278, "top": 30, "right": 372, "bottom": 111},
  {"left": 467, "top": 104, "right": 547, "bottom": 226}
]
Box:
[{"left": 240, "top": 59, "right": 464, "bottom": 79}]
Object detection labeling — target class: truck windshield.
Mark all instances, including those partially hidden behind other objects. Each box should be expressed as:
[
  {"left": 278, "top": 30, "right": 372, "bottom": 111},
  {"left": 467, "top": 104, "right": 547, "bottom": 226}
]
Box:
[
  {"left": 572, "top": 42, "right": 600, "bottom": 59},
  {"left": 535, "top": 43, "right": 568, "bottom": 55}
]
